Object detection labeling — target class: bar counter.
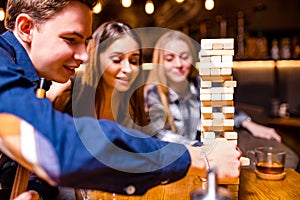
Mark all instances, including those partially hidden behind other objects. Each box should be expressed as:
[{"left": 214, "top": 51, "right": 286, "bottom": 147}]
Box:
[
  {"left": 80, "top": 168, "right": 300, "bottom": 199},
  {"left": 239, "top": 168, "right": 300, "bottom": 199}
]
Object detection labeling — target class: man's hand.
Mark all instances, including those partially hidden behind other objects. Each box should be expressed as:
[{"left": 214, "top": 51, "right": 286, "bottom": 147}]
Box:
[
  {"left": 13, "top": 190, "right": 39, "bottom": 200},
  {"left": 187, "top": 138, "right": 241, "bottom": 183}
]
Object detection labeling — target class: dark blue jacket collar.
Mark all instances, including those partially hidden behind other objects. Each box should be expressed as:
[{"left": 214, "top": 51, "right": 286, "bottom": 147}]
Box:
[{"left": 2, "top": 31, "right": 39, "bottom": 82}]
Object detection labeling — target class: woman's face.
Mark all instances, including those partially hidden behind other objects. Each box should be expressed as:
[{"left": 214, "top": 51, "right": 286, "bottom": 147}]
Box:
[
  {"left": 162, "top": 40, "right": 193, "bottom": 84},
  {"left": 100, "top": 35, "right": 140, "bottom": 92}
]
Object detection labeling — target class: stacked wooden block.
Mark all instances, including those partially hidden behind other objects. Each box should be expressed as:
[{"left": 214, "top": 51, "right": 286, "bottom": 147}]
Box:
[{"left": 197, "top": 38, "right": 239, "bottom": 199}]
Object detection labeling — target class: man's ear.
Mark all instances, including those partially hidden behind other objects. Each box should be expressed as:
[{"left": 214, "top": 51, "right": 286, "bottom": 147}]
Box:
[{"left": 15, "top": 14, "right": 34, "bottom": 43}]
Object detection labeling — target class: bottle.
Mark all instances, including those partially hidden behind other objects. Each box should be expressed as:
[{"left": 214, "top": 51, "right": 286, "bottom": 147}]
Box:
[
  {"left": 271, "top": 39, "right": 280, "bottom": 60},
  {"left": 35, "top": 78, "right": 52, "bottom": 98}
]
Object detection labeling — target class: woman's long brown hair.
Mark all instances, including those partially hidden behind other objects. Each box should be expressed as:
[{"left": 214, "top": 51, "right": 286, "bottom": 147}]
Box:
[{"left": 82, "top": 21, "right": 149, "bottom": 126}]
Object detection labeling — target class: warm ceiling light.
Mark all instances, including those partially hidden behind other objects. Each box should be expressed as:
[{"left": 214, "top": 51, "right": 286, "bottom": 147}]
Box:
[
  {"left": 145, "top": 0, "right": 154, "bottom": 15},
  {"left": 0, "top": 8, "right": 5, "bottom": 21},
  {"left": 205, "top": 0, "right": 214, "bottom": 11},
  {"left": 93, "top": 1, "right": 102, "bottom": 14},
  {"left": 176, "top": 0, "right": 185, "bottom": 3},
  {"left": 121, "top": 0, "right": 132, "bottom": 8}
]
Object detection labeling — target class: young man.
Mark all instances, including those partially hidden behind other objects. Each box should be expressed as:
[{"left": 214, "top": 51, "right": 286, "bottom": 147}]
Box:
[{"left": 0, "top": 0, "right": 241, "bottom": 198}]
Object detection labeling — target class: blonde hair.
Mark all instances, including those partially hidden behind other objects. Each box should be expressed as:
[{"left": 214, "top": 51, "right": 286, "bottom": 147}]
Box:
[{"left": 146, "top": 30, "right": 199, "bottom": 133}]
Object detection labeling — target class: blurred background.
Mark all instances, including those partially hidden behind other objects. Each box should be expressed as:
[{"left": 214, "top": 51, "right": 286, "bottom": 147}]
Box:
[
  {"left": 0, "top": 0, "right": 300, "bottom": 159},
  {"left": 1, "top": 0, "right": 300, "bottom": 41}
]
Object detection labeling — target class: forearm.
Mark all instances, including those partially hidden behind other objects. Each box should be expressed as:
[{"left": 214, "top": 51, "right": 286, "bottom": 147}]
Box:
[{"left": 0, "top": 114, "right": 191, "bottom": 195}]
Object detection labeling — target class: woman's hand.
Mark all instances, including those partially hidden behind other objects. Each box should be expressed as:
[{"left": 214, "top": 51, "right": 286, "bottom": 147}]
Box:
[{"left": 242, "top": 120, "right": 281, "bottom": 142}]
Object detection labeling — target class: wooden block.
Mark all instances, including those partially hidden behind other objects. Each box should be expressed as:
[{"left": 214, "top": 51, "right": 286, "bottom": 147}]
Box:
[
  {"left": 221, "top": 67, "right": 232, "bottom": 75},
  {"left": 211, "top": 87, "right": 234, "bottom": 94},
  {"left": 210, "top": 68, "right": 221, "bottom": 75},
  {"left": 212, "top": 112, "right": 225, "bottom": 119},
  {"left": 240, "top": 157, "right": 250, "bottom": 166},
  {"left": 223, "top": 131, "right": 238, "bottom": 140},
  {"left": 200, "top": 75, "right": 232, "bottom": 82},
  {"left": 223, "top": 87, "right": 234, "bottom": 94},
  {"left": 199, "top": 68, "right": 211, "bottom": 75},
  {"left": 224, "top": 113, "right": 234, "bottom": 119},
  {"left": 222, "top": 55, "right": 233, "bottom": 62},
  {"left": 202, "top": 126, "right": 224, "bottom": 132},
  {"left": 200, "top": 100, "right": 234, "bottom": 107},
  {"left": 212, "top": 118, "right": 223, "bottom": 126},
  {"left": 212, "top": 93, "right": 222, "bottom": 100},
  {"left": 201, "top": 106, "right": 213, "bottom": 113},
  {"left": 200, "top": 88, "right": 211, "bottom": 94},
  {"left": 212, "top": 43, "right": 224, "bottom": 49},
  {"left": 223, "top": 119, "right": 234, "bottom": 126},
  {"left": 201, "top": 113, "right": 212, "bottom": 119},
  {"left": 203, "top": 132, "right": 215, "bottom": 139},
  {"left": 224, "top": 126, "right": 234, "bottom": 131},
  {"left": 211, "top": 55, "right": 222, "bottom": 62},
  {"left": 199, "top": 61, "right": 233, "bottom": 68},
  {"left": 202, "top": 119, "right": 213, "bottom": 126},
  {"left": 200, "top": 42, "right": 213, "bottom": 50},
  {"left": 224, "top": 81, "right": 237, "bottom": 87},
  {"left": 199, "top": 56, "right": 212, "bottom": 63},
  {"left": 201, "top": 81, "right": 212, "bottom": 87},
  {"left": 222, "top": 106, "right": 235, "bottom": 113},
  {"left": 200, "top": 38, "right": 234, "bottom": 50},
  {"left": 222, "top": 93, "right": 234, "bottom": 100},
  {"left": 223, "top": 40, "right": 234, "bottom": 49},
  {"left": 200, "top": 94, "right": 211, "bottom": 101},
  {"left": 199, "top": 49, "right": 234, "bottom": 56}
]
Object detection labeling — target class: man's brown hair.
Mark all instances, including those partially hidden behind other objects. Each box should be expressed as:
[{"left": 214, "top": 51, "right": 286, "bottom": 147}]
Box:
[{"left": 5, "top": 0, "right": 98, "bottom": 30}]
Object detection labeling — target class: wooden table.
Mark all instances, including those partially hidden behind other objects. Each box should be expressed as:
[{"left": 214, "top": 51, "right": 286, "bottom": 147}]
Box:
[
  {"left": 267, "top": 117, "right": 300, "bottom": 172},
  {"left": 81, "top": 168, "right": 300, "bottom": 199},
  {"left": 239, "top": 168, "right": 300, "bottom": 199}
]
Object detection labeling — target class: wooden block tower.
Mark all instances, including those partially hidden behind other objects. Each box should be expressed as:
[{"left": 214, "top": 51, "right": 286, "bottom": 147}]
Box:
[{"left": 197, "top": 38, "right": 239, "bottom": 199}]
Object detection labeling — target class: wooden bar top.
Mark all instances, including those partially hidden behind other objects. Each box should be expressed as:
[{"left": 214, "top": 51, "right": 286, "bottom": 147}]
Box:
[
  {"left": 81, "top": 168, "right": 300, "bottom": 199},
  {"left": 267, "top": 117, "right": 300, "bottom": 128},
  {"left": 239, "top": 168, "right": 300, "bottom": 199}
]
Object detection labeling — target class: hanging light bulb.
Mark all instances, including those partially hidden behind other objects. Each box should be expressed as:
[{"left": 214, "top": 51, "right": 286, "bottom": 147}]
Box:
[
  {"left": 205, "top": 0, "right": 214, "bottom": 11},
  {"left": 93, "top": 1, "right": 102, "bottom": 14},
  {"left": 176, "top": 0, "right": 185, "bottom": 3},
  {"left": 0, "top": 8, "right": 5, "bottom": 21},
  {"left": 121, "top": 0, "right": 132, "bottom": 8},
  {"left": 145, "top": 0, "right": 154, "bottom": 15}
]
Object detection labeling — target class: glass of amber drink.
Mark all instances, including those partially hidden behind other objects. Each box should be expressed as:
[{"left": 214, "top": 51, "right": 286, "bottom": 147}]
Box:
[{"left": 247, "top": 147, "right": 286, "bottom": 177}]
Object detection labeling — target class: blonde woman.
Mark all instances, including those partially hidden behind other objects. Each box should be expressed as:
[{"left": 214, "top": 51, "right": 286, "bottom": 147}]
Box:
[{"left": 145, "top": 30, "right": 298, "bottom": 168}]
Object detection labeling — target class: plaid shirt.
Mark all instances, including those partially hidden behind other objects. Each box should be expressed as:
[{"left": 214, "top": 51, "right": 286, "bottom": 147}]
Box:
[
  {"left": 145, "top": 83, "right": 201, "bottom": 146},
  {"left": 145, "top": 81, "right": 249, "bottom": 145}
]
